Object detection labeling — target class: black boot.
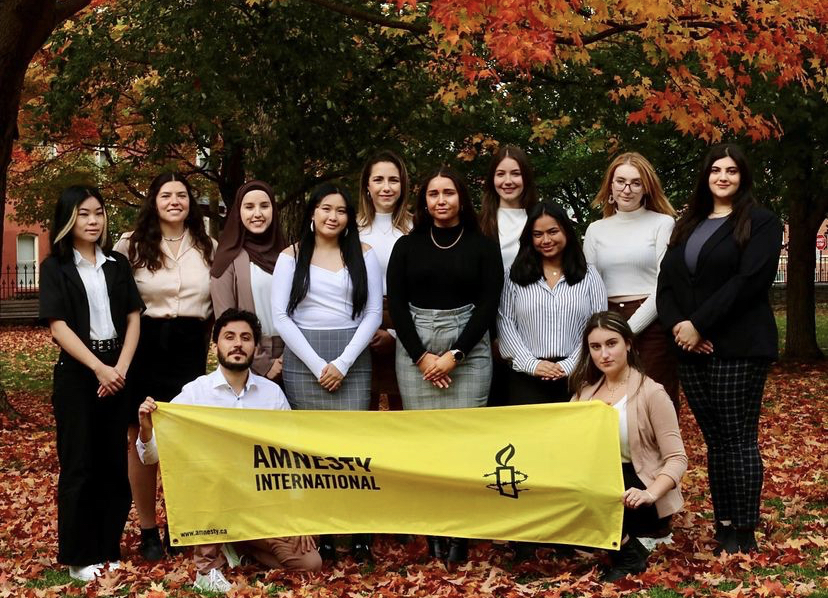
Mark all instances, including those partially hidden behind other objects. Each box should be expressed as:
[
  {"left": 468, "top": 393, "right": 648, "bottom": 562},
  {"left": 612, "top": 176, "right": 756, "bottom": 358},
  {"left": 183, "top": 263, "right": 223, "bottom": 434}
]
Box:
[
  {"left": 720, "top": 527, "right": 757, "bottom": 554},
  {"left": 350, "top": 534, "right": 373, "bottom": 563},
  {"left": 511, "top": 541, "right": 535, "bottom": 562},
  {"left": 318, "top": 535, "right": 336, "bottom": 562},
  {"left": 427, "top": 536, "right": 447, "bottom": 560},
  {"left": 713, "top": 522, "right": 733, "bottom": 555},
  {"left": 139, "top": 527, "right": 164, "bottom": 561},
  {"left": 446, "top": 537, "right": 468, "bottom": 564},
  {"left": 602, "top": 538, "right": 649, "bottom": 582}
]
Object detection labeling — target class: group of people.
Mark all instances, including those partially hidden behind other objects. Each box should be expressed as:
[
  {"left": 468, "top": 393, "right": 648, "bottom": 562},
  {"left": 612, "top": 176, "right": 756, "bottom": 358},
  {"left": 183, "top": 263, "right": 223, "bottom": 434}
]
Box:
[{"left": 38, "top": 142, "right": 782, "bottom": 591}]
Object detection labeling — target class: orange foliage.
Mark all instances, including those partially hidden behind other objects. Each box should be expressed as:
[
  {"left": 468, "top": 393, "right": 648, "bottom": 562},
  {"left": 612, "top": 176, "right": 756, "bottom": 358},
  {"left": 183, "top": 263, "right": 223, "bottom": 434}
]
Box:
[{"left": 418, "top": 0, "right": 828, "bottom": 140}]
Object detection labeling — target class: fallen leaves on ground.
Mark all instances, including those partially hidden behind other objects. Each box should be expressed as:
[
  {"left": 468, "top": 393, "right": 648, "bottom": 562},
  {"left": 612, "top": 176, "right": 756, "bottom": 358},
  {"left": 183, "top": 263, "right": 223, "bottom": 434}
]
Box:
[{"left": 1, "top": 327, "right": 826, "bottom": 597}]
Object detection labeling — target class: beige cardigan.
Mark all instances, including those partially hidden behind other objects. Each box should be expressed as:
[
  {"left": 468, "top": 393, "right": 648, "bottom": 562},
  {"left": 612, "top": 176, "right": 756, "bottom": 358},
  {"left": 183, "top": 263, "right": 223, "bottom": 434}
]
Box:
[
  {"left": 210, "top": 249, "right": 284, "bottom": 376},
  {"left": 572, "top": 369, "right": 687, "bottom": 518}
]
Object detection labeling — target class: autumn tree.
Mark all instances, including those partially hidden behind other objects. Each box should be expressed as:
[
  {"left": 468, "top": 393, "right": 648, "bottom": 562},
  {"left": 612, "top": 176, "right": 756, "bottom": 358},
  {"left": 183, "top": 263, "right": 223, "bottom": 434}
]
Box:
[{"left": 418, "top": 0, "right": 828, "bottom": 359}]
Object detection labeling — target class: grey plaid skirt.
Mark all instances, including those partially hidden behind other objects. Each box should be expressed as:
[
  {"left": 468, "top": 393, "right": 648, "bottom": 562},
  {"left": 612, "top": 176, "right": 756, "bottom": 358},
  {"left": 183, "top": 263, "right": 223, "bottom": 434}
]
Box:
[
  {"left": 396, "top": 304, "right": 492, "bottom": 410},
  {"left": 282, "top": 327, "right": 371, "bottom": 411}
]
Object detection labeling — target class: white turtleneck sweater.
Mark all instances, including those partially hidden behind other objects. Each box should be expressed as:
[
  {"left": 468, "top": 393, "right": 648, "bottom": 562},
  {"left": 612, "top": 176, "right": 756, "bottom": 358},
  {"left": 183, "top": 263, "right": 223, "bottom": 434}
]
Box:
[
  {"left": 583, "top": 206, "right": 675, "bottom": 334},
  {"left": 359, "top": 211, "right": 407, "bottom": 295},
  {"left": 497, "top": 208, "right": 527, "bottom": 270}
]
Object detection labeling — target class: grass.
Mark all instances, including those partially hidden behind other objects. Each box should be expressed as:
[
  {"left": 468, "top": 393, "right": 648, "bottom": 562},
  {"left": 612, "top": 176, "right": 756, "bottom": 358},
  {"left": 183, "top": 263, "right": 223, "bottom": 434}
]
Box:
[
  {"left": 0, "top": 345, "right": 58, "bottom": 393},
  {"left": 775, "top": 304, "right": 828, "bottom": 355}
]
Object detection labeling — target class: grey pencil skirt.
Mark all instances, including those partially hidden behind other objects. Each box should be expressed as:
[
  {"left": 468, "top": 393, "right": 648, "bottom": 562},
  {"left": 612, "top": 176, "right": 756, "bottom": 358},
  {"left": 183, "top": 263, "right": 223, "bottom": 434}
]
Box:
[
  {"left": 282, "top": 327, "right": 371, "bottom": 411},
  {"left": 396, "top": 304, "right": 492, "bottom": 410}
]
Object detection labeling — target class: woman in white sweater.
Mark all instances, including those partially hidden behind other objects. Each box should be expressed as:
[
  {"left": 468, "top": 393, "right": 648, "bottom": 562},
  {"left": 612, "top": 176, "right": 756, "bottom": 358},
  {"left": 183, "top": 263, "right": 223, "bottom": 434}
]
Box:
[
  {"left": 357, "top": 150, "right": 412, "bottom": 411},
  {"left": 584, "top": 152, "right": 679, "bottom": 411}
]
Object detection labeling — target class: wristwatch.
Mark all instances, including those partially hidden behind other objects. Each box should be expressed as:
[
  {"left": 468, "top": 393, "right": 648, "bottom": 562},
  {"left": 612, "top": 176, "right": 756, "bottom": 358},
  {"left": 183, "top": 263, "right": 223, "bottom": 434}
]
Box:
[{"left": 449, "top": 349, "right": 465, "bottom": 363}]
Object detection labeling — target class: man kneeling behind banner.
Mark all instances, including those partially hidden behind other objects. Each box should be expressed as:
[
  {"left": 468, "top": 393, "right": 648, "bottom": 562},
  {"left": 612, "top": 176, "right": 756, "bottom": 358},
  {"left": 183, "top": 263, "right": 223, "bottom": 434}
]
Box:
[{"left": 151, "top": 401, "right": 625, "bottom": 550}]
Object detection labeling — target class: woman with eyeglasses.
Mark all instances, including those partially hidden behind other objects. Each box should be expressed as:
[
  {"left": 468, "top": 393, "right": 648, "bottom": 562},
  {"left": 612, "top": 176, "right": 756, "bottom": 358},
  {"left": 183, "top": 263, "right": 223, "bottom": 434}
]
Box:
[{"left": 584, "top": 153, "right": 680, "bottom": 412}]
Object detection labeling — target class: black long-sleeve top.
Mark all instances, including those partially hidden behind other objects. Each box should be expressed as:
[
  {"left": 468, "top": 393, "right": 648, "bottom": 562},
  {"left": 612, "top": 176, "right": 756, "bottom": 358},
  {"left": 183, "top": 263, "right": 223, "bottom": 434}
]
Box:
[{"left": 386, "top": 224, "right": 504, "bottom": 362}]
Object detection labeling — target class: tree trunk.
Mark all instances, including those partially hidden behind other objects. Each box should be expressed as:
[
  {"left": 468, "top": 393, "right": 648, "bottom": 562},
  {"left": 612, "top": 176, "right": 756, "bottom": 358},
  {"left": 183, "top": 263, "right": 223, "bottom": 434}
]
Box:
[{"left": 784, "top": 186, "right": 827, "bottom": 360}]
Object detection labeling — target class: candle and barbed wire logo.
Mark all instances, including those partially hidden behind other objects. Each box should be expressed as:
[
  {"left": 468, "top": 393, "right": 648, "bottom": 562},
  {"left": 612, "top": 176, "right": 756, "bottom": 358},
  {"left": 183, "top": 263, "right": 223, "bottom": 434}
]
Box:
[{"left": 484, "top": 444, "right": 529, "bottom": 498}]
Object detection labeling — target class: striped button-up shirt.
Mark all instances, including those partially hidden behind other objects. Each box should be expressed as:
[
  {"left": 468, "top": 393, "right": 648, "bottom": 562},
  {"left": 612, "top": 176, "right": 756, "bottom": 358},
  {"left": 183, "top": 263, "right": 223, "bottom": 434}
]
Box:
[{"left": 497, "top": 265, "right": 607, "bottom": 376}]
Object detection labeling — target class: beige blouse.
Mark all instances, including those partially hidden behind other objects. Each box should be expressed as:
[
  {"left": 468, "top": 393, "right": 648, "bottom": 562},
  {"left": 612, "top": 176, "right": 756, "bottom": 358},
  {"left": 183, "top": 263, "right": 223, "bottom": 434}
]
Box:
[{"left": 114, "top": 231, "right": 216, "bottom": 320}]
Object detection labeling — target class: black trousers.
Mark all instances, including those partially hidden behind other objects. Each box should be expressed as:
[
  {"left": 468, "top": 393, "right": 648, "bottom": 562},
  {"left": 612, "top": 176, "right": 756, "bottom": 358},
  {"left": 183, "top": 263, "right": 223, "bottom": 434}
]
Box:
[
  {"left": 127, "top": 316, "right": 209, "bottom": 423},
  {"left": 679, "top": 356, "right": 769, "bottom": 528},
  {"left": 52, "top": 349, "right": 131, "bottom": 565},
  {"left": 504, "top": 369, "right": 570, "bottom": 405},
  {"left": 622, "top": 463, "right": 669, "bottom": 538}
]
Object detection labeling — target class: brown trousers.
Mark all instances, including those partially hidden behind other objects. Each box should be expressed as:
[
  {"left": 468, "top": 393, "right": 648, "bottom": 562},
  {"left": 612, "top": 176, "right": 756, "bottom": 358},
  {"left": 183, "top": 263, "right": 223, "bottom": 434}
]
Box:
[
  {"left": 193, "top": 537, "right": 321, "bottom": 574},
  {"left": 369, "top": 298, "right": 403, "bottom": 411},
  {"left": 609, "top": 299, "right": 681, "bottom": 413}
]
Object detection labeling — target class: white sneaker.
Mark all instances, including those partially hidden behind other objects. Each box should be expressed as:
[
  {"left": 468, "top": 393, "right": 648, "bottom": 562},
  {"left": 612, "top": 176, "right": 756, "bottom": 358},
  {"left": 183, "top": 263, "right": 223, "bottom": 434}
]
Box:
[
  {"left": 220, "top": 543, "right": 242, "bottom": 568},
  {"left": 69, "top": 563, "right": 103, "bottom": 582},
  {"left": 107, "top": 561, "right": 122, "bottom": 571},
  {"left": 194, "top": 568, "right": 232, "bottom": 594}
]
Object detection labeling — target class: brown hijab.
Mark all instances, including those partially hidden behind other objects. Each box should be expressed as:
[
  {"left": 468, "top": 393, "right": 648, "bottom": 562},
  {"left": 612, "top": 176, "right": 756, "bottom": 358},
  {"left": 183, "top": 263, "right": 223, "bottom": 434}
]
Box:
[{"left": 210, "top": 180, "right": 287, "bottom": 278}]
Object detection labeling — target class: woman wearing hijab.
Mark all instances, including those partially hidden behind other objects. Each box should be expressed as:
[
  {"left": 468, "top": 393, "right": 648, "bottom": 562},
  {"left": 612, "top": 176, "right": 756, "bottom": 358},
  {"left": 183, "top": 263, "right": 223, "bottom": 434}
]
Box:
[{"left": 211, "top": 180, "right": 288, "bottom": 379}]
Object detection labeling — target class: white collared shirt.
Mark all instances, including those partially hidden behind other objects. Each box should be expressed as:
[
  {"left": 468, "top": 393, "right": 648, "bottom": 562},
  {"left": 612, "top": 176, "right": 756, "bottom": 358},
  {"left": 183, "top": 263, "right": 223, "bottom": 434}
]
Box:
[
  {"left": 137, "top": 367, "right": 290, "bottom": 464},
  {"left": 73, "top": 246, "right": 117, "bottom": 340}
]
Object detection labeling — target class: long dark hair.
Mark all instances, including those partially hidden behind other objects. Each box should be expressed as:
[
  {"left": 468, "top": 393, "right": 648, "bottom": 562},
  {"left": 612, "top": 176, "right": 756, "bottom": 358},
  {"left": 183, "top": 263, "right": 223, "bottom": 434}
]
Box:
[
  {"left": 49, "top": 185, "right": 110, "bottom": 261},
  {"left": 357, "top": 150, "right": 412, "bottom": 233},
  {"left": 509, "top": 200, "right": 587, "bottom": 286},
  {"left": 569, "top": 311, "right": 645, "bottom": 395},
  {"left": 412, "top": 166, "right": 479, "bottom": 233},
  {"left": 287, "top": 183, "right": 368, "bottom": 319},
  {"left": 127, "top": 172, "right": 214, "bottom": 272},
  {"left": 670, "top": 144, "right": 755, "bottom": 248},
  {"left": 480, "top": 146, "right": 539, "bottom": 240}
]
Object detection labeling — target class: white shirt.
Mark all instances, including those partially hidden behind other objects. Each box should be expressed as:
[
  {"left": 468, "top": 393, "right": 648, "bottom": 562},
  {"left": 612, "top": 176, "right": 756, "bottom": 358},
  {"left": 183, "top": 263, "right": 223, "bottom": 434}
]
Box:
[
  {"left": 613, "top": 395, "right": 631, "bottom": 463},
  {"left": 271, "top": 250, "right": 383, "bottom": 378},
  {"left": 583, "top": 207, "right": 674, "bottom": 334},
  {"left": 358, "top": 212, "right": 406, "bottom": 295},
  {"left": 497, "top": 208, "right": 527, "bottom": 270},
  {"left": 497, "top": 265, "right": 607, "bottom": 375},
  {"left": 137, "top": 367, "right": 290, "bottom": 465},
  {"left": 73, "top": 246, "right": 117, "bottom": 340},
  {"left": 250, "top": 263, "right": 276, "bottom": 337}
]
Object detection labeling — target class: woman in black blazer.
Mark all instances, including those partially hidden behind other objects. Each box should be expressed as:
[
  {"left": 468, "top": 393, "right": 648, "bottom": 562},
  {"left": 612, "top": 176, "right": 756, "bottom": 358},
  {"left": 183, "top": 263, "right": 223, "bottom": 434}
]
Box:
[
  {"left": 38, "top": 186, "right": 144, "bottom": 582},
  {"left": 657, "top": 144, "right": 782, "bottom": 555}
]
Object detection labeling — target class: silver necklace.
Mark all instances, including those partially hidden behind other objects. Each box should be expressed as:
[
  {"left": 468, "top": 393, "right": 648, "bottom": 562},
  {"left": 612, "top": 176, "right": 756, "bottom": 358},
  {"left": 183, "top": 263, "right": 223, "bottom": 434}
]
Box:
[
  {"left": 163, "top": 231, "right": 186, "bottom": 242},
  {"left": 430, "top": 226, "right": 464, "bottom": 249}
]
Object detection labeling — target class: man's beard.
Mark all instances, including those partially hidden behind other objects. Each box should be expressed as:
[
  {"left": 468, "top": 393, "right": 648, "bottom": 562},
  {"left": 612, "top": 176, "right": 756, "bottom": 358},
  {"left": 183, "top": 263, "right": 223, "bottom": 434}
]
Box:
[{"left": 218, "top": 349, "right": 254, "bottom": 372}]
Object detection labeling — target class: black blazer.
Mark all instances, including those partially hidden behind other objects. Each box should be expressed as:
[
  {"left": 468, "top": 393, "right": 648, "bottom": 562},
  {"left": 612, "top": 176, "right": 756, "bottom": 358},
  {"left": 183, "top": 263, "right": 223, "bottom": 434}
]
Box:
[
  {"left": 657, "top": 205, "right": 782, "bottom": 360},
  {"left": 39, "top": 250, "right": 145, "bottom": 349}
]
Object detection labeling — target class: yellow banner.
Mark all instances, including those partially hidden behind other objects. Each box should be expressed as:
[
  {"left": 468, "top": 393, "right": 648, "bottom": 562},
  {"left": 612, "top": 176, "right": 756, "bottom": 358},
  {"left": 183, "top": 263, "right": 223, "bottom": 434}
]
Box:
[{"left": 155, "top": 402, "right": 624, "bottom": 550}]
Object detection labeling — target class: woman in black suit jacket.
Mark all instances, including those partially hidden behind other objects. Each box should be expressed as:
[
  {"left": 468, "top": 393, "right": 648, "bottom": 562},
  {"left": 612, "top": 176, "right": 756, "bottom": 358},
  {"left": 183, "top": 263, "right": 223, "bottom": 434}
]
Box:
[
  {"left": 39, "top": 186, "right": 144, "bottom": 582},
  {"left": 657, "top": 144, "right": 782, "bottom": 555}
]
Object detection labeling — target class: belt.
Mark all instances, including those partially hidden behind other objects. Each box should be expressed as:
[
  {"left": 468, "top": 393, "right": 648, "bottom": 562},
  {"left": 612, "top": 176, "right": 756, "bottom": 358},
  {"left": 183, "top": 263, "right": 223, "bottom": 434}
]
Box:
[{"left": 90, "top": 338, "right": 121, "bottom": 352}]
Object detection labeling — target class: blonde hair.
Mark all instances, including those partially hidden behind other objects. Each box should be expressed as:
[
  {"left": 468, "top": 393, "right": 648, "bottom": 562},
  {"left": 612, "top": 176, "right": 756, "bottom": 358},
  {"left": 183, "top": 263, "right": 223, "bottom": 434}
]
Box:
[
  {"left": 592, "top": 152, "right": 676, "bottom": 218},
  {"left": 357, "top": 150, "right": 412, "bottom": 234}
]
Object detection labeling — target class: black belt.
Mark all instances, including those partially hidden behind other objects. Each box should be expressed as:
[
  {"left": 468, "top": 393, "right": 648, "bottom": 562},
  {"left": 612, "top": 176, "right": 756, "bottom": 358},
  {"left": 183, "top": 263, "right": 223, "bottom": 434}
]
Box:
[{"left": 90, "top": 338, "right": 121, "bottom": 352}]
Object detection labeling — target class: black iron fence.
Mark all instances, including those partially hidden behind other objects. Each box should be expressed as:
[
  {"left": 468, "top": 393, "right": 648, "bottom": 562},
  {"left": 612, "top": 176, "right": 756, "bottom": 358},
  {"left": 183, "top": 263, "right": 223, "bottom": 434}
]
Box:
[
  {"left": 775, "top": 256, "right": 828, "bottom": 285},
  {"left": 1, "top": 264, "right": 39, "bottom": 300}
]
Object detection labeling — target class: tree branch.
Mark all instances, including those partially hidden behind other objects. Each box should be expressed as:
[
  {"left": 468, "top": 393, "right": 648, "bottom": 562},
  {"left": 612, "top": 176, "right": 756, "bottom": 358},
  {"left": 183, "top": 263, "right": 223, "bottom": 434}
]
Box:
[
  {"left": 53, "top": 0, "right": 92, "bottom": 25},
  {"left": 299, "top": 0, "right": 429, "bottom": 34}
]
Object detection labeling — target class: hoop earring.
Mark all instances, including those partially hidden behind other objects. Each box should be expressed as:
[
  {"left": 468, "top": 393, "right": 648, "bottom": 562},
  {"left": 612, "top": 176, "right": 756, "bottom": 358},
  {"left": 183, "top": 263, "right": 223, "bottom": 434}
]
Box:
[
  {"left": 344, "top": 227, "right": 349, "bottom": 237},
  {"left": 310, "top": 221, "right": 315, "bottom": 232},
  {"left": 608, "top": 196, "right": 615, "bottom": 205}
]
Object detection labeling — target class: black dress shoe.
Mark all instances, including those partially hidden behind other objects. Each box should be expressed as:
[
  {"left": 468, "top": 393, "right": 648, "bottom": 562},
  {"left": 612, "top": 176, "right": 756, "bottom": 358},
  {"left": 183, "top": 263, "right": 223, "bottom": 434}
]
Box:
[
  {"left": 511, "top": 541, "right": 535, "bottom": 562},
  {"left": 446, "top": 537, "right": 468, "bottom": 564},
  {"left": 427, "top": 536, "right": 447, "bottom": 560},
  {"left": 140, "top": 527, "right": 164, "bottom": 561},
  {"left": 350, "top": 534, "right": 373, "bottom": 563},
  {"left": 318, "top": 535, "right": 336, "bottom": 562},
  {"left": 719, "top": 527, "right": 757, "bottom": 554}
]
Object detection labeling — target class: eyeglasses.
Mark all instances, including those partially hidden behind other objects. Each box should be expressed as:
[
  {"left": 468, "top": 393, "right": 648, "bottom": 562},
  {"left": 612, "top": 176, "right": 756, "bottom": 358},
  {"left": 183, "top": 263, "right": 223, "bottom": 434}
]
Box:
[{"left": 612, "top": 178, "right": 643, "bottom": 192}]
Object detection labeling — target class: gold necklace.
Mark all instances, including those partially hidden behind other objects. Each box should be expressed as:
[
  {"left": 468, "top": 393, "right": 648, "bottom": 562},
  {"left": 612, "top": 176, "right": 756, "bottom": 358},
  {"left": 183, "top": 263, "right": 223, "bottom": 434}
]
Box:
[
  {"left": 163, "top": 231, "right": 186, "bottom": 242},
  {"left": 430, "top": 226, "right": 464, "bottom": 249},
  {"left": 603, "top": 368, "right": 630, "bottom": 405}
]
